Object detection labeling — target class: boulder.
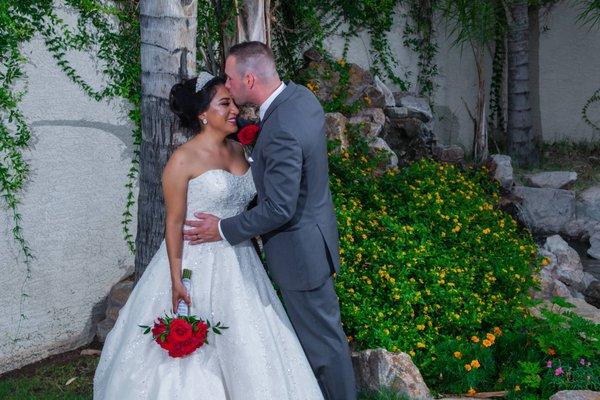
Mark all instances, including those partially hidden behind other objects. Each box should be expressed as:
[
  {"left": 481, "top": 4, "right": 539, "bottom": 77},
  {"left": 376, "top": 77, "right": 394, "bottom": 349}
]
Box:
[
  {"left": 349, "top": 108, "right": 386, "bottom": 137},
  {"left": 549, "top": 390, "right": 600, "bottom": 400},
  {"left": 513, "top": 187, "right": 576, "bottom": 233},
  {"left": 369, "top": 137, "right": 399, "bottom": 169},
  {"left": 362, "top": 85, "right": 387, "bottom": 109},
  {"left": 489, "top": 155, "right": 514, "bottom": 191},
  {"left": 433, "top": 145, "right": 465, "bottom": 165},
  {"left": 96, "top": 279, "right": 134, "bottom": 343},
  {"left": 352, "top": 348, "right": 432, "bottom": 400},
  {"left": 526, "top": 171, "right": 577, "bottom": 189},
  {"left": 588, "top": 231, "right": 600, "bottom": 260},
  {"left": 374, "top": 76, "right": 395, "bottom": 107},
  {"left": 543, "top": 235, "right": 586, "bottom": 292},
  {"left": 579, "top": 186, "right": 600, "bottom": 221},
  {"left": 530, "top": 298, "right": 600, "bottom": 324},
  {"left": 562, "top": 219, "right": 600, "bottom": 240},
  {"left": 393, "top": 93, "right": 433, "bottom": 122},
  {"left": 325, "top": 112, "right": 349, "bottom": 149},
  {"left": 584, "top": 280, "right": 600, "bottom": 308}
]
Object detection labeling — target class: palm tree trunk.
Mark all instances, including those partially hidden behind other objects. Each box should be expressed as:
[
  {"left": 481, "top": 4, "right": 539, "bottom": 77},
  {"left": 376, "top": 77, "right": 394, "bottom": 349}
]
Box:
[
  {"left": 235, "top": 0, "right": 271, "bottom": 45},
  {"left": 507, "top": 0, "right": 539, "bottom": 167},
  {"left": 473, "top": 42, "right": 489, "bottom": 163},
  {"left": 135, "top": 0, "right": 197, "bottom": 281}
]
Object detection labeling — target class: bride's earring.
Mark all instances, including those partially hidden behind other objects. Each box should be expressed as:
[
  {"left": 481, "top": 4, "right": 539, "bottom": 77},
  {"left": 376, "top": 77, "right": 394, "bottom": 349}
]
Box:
[{"left": 202, "top": 118, "right": 207, "bottom": 125}]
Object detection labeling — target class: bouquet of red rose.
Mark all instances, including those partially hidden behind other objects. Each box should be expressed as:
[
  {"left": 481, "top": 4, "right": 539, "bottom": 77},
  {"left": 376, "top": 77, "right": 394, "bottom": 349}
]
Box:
[
  {"left": 237, "top": 123, "right": 260, "bottom": 162},
  {"left": 139, "top": 269, "right": 227, "bottom": 358}
]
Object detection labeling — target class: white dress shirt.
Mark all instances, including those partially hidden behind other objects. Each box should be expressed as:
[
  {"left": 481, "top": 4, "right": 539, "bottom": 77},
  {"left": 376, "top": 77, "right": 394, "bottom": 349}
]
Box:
[{"left": 217, "top": 82, "right": 287, "bottom": 243}]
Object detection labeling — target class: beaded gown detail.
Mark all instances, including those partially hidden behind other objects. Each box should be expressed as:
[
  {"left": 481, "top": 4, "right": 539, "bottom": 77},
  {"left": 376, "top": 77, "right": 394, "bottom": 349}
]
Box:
[{"left": 93, "top": 168, "right": 324, "bottom": 400}]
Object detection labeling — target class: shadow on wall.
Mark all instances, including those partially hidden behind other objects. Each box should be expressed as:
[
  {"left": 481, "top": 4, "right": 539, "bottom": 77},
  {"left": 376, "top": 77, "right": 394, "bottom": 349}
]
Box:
[
  {"left": 30, "top": 120, "right": 135, "bottom": 160},
  {"left": 432, "top": 105, "right": 460, "bottom": 147}
]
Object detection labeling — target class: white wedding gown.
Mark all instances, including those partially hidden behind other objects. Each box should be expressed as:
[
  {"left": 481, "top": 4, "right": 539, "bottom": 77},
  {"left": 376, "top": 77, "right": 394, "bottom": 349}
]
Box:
[{"left": 94, "top": 168, "right": 324, "bottom": 400}]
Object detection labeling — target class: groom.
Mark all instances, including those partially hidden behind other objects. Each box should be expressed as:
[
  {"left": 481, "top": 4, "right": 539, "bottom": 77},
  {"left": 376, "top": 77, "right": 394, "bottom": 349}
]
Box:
[{"left": 184, "top": 41, "right": 356, "bottom": 400}]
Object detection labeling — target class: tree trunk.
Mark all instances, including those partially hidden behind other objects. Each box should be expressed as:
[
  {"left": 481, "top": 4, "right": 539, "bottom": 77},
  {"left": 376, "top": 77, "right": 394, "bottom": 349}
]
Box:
[
  {"left": 528, "top": 4, "right": 543, "bottom": 149},
  {"left": 235, "top": 0, "right": 270, "bottom": 45},
  {"left": 473, "top": 42, "right": 489, "bottom": 164},
  {"left": 507, "top": 0, "right": 539, "bottom": 167},
  {"left": 135, "top": 0, "right": 197, "bottom": 281}
]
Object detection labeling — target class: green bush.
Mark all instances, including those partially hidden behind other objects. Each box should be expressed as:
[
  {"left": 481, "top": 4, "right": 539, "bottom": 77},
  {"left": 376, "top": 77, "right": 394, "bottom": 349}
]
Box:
[{"left": 329, "top": 133, "right": 539, "bottom": 358}]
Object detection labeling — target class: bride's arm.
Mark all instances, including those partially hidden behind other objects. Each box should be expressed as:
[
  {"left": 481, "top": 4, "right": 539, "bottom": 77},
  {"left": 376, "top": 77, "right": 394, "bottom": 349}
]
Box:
[{"left": 162, "top": 151, "right": 192, "bottom": 312}]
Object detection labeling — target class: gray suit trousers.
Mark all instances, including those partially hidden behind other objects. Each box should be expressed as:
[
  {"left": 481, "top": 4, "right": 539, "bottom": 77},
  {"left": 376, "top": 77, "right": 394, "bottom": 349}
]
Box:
[{"left": 280, "top": 277, "right": 357, "bottom": 400}]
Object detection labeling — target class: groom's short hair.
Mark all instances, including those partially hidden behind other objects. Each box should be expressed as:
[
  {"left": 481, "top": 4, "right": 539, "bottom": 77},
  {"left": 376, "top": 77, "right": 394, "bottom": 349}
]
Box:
[{"left": 228, "top": 41, "right": 277, "bottom": 82}]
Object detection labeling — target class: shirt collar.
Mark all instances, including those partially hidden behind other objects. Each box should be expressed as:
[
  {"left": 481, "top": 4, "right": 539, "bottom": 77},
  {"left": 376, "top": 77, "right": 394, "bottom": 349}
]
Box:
[{"left": 259, "top": 82, "right": 286, "bottom": 121}]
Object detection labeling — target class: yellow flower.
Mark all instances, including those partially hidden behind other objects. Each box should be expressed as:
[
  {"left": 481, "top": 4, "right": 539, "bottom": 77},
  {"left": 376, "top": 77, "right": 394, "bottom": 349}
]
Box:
[
  {"left": 416, "top": 342, "right": 426, "bottom": 349},
  {"left": 541, "top": 257, "right": 551, "bottom": 266},
  {"left": 337, "top": 58, "right": 346, "bottom": 66},
  {"left": 482, "top": 339, "right": 492, "bottom": 347},
  {"left": 470, "top": 359, "right": 480, "bottom": 369},
  {"left": 467, "top": 388, "right": 477, "bottom": 396},
  {"left": 482, "top": 228, "right": 491, "bottom": 234},
  {"left": 464, "top": 364, "right": 472, "bottom": 371},
  {"left": 547, "top": 347, "right": 556, "bottom": 356},
  {"left": 409, "top": 350, "right": 416, "bottom": 357},
  {"left": 515, "top": 385, "right": 521, "bottom": 392},
  {"left": 471, "top": 336, "right": 480, "bottom": 343},
  {"left": 416, "top": 324, "right": 425, "bottom": 331},
  {"left": 453, "top": 351, "right": 462, "bottom": 359},
  {"left": 486, "top": 333, "right": 496, "bottom": 342},
  {"left": 493, "top": 327, "right": 502, "bottom": 336}
]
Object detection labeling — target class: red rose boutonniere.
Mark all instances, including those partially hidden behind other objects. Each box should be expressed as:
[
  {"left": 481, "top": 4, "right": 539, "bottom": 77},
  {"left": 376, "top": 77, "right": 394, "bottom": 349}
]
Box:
[
  {"left": 237, "top": 123, "right": 260, "bottom": 146},
  {"left": 237, "top": 124, "right": 260, "bottom": 162}
]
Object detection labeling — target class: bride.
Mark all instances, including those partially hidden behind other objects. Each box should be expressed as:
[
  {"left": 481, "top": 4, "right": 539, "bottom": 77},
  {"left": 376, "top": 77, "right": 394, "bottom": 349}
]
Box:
[{"left": 93, "top": 73, "right": 324, "bottom": 400}]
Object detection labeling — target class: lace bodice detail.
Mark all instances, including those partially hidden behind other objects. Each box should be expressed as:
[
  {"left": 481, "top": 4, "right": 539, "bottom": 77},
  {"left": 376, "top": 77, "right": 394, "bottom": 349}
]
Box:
[{"left": 186, "top": 168, "right": 256, "bottom": 220}]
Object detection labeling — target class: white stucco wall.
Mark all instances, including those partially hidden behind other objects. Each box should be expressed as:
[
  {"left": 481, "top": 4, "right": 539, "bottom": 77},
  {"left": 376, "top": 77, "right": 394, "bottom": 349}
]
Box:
[
  {"left": 0, "top": 9, "right": 136, "bottom": 373},
  {"left": 324, "top": 1, "right": 600, "bottom": 152}
]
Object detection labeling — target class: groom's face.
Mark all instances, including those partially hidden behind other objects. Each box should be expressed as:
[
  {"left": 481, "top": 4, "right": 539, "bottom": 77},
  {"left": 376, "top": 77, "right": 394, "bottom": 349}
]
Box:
[{"left": 224, "top": 56, "right": 251, "bottom": 105}]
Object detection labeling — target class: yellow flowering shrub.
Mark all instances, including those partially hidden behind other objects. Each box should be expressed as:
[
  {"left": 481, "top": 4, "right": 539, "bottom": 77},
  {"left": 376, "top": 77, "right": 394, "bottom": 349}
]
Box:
[{"left": 328, "top": 134, "right": 538, "bottom": 356}]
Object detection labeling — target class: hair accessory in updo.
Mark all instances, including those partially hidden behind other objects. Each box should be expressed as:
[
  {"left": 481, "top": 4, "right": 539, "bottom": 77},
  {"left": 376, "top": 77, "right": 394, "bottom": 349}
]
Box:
[{"left": 195, "top": 71, "right": 215, "bottom": 93}]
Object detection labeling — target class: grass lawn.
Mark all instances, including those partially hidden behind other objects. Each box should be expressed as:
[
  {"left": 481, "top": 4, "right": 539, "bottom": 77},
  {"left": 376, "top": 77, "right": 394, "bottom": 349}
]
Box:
[{"left": 0, "top": 349, "right": 407, "bottom": 400}]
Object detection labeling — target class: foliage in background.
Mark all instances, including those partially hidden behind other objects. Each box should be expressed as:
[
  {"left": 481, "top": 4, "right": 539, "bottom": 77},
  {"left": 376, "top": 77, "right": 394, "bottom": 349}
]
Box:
[
  {"left": 422, "top": 301, "right": 600, "bottom": 397},
  {"left": 330, "top": 131, "right": 539, "bottom": 357}
]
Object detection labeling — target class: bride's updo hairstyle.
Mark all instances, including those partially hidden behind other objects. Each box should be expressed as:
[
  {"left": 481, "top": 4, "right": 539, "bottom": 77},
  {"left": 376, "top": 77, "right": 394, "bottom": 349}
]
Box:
[{"left": 169, "top": 76, "right": 225, "bottom": 130}]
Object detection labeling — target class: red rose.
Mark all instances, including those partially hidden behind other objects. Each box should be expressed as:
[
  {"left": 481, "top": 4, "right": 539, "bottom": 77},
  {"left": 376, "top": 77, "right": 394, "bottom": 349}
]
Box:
[
  {"left": 168, "top": 318, "right": 193, "bottom": 342},
  {"left": 191, "top": 321, "right": 208, "bottom": 347},
  {"left": 151, "top": 318, "right": 166, "bottom": 337},
  {"left": 237, "top": 124, "right": 260, "bottom": 145}
]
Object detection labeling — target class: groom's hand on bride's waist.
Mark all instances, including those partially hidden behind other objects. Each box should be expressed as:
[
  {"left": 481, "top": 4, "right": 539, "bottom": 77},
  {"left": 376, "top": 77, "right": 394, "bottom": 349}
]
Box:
[{"left": 183, "top": 212, "right": 223, "bottom": 244}]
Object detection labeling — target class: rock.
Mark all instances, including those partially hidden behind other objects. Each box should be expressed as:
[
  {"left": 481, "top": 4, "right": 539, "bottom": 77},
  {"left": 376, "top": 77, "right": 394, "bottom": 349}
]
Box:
[
  {"left": 549, "top": 390, "right": 600, "bottom": 400},
  {"left": 362, "top": 85, "right": 387, "bottom": 108},
  {"left": 513, "top": 186, "right": 576, "bottom": 233},
  {"left": 584, "top": 281, "right": 600, "bottom": 308},
  {"left": 583, "top": 272, "right": 597, "bottom": 289},
  {"left": 324, "top": 112, "right": 348, "bottom": 149},
  {"left": 96, "top": 319, "right": 114, "bottom": 343},
  {"left": 375, "top": 76, "right": 395, "bottom": 107},
  {"left": 96, "top": 279, "right": 134, "bottom": 343},
  {"left": 543, "top": 235, "right": 586, "bottom": 291},
  {"left": 526, "top": 171, "right": 577, "bottom": 189},
  {"left": 109, "top": 280, "right": 134, "bottom": 306},
  {"left": 588, "top": 231, "right": 600, "bottom": 259},
  {"left": 369, "top": 137, "right": 398, "bottom": 169},
  {"left": 80, "top": 349, "right": 102, "bottom": 356},
  {"left": 552, "top": 279, "right": 574, "bottom": 298},
  {"left": 393, "top": 92, "right": 433, "bottom": 122},
  {"left": 349, "top": 108, "right": 386, "bottom": 137},
  {"left": 580, "top": 186, "right": 600, "bottom": 221},
  {"left": 531, "top": 298, "right": 600, "bottom": 324},
  {"left": 432, "top": 145, "right": 465, "bottom": 165},
  {"left": 352, "top": 348, "right": 432, "bottom": 400},
  {"left": 303, "top": 47, "right": 324, "bottom": 63},
  {"left": 489, "top": 155, "right": 514, "bottom": 191},
  {"left": 564, "top": 219, "right": 600, "bottom": 240}
]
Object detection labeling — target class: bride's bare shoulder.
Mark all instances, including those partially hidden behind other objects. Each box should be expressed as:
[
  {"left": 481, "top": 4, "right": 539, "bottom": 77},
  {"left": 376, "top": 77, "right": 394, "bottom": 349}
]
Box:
[{"left": 163, "top": 143, "right": 204, "bottom": 182}]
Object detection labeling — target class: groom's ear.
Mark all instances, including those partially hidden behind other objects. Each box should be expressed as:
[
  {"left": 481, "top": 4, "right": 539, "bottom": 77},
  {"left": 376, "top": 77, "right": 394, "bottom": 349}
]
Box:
[{"left": 246, "top": 73, "right": 255, "bottom": 89}]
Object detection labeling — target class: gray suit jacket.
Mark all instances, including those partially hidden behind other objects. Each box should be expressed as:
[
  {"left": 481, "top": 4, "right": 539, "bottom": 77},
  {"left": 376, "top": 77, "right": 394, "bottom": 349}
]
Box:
[{"left": 220, "top": 82, "right": 340, "bottom": 290}]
